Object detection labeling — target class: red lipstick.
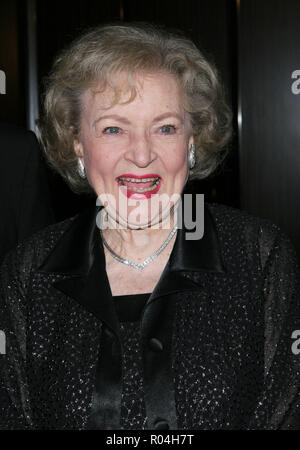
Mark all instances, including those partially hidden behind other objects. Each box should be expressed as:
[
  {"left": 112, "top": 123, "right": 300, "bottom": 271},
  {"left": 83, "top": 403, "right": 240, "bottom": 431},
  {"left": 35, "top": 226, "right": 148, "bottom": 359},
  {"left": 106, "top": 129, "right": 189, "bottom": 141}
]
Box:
[
  {"left": 116, "top": 173, "right": 162, "bottom": 199},
  {"left": 117, "top": 173, "right": 160, "bottom": 179}
]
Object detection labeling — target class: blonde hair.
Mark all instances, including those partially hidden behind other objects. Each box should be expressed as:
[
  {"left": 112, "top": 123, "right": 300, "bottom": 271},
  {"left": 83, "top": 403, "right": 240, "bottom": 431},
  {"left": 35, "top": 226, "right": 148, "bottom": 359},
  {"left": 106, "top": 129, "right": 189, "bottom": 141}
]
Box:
[{"left": 39, "top": 23, "right": 232, "bottom": 193}]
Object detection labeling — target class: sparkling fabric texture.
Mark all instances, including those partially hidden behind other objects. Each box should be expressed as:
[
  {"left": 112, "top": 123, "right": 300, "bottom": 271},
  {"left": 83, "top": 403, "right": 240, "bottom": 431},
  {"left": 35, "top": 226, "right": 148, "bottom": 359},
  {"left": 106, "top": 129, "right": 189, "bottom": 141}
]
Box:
[
  {"left": 0, "top": 203, "right": 300, "bottom": 429},
  {"left": 115, "top": 294, "right": 149, "bottom": 430},
  {"left": 119, "top": 322, "right": 147, "bottom": 430}
]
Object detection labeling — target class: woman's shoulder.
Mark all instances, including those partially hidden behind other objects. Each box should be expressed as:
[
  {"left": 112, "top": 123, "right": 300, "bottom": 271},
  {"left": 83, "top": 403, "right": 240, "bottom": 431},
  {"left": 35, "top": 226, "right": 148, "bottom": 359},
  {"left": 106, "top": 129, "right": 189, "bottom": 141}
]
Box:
[
  {"left": 207, "top": 201, "right": 283, "bottom": 238},
  {"left": 206, "top": 202, "right": 298, "bottom": 269},
  {"left": 0, "top": 214, "right": 77, "bottom": 280},
  {"left": 26, "top": 214, "right": 76, "bottom": 256}
]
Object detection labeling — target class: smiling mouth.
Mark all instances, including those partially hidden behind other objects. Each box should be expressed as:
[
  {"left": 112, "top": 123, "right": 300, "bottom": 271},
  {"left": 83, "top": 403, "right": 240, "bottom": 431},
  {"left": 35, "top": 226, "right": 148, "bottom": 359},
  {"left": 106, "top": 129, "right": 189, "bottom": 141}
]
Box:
[{"left": 117, "top": 176, "right": 161, "bottom": 193}]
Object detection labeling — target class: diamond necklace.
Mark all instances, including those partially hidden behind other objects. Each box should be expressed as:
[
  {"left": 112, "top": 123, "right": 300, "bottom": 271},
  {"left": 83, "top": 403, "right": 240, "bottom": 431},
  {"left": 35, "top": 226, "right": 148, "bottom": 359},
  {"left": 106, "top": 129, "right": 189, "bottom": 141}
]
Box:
[{"left": 100, "top": 225, "right": 178, "bottom": 271}]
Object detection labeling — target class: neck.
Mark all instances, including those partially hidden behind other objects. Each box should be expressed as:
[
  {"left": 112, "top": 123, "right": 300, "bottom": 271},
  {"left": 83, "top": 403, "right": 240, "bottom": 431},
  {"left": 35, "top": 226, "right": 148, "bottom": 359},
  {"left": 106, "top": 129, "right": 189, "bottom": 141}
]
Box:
[{"left": 101, "top": 210, "right": 177, "bottom": 262}]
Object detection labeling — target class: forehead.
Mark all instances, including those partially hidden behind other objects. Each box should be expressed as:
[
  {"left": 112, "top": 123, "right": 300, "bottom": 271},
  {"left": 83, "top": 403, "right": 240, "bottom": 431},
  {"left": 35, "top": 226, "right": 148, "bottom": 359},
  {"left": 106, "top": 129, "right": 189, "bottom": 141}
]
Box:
[{"left": 81, "top": 71, "right": 184, "bottom": 117}]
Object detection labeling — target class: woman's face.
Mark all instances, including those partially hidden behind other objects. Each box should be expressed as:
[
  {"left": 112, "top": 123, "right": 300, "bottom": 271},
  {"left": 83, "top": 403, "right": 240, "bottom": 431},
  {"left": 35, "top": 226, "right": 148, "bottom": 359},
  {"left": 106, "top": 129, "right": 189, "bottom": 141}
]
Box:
[{"left": 75, "top": 71, "right": 194, "bottom": 229}]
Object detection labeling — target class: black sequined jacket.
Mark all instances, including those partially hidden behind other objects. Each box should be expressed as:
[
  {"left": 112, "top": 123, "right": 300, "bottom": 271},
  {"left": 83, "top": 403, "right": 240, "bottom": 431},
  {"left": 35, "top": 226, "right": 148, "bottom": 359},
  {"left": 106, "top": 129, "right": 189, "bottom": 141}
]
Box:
[{"left": 1, "top": 201, "right": 300, "bottom": 430}]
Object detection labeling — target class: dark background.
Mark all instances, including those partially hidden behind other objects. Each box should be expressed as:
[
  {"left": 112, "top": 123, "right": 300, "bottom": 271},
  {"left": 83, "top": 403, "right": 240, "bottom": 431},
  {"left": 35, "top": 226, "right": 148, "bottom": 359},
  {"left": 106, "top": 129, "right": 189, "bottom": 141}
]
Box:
[{"left": 0, "top": 0, "right": 299, "bottom": 258}]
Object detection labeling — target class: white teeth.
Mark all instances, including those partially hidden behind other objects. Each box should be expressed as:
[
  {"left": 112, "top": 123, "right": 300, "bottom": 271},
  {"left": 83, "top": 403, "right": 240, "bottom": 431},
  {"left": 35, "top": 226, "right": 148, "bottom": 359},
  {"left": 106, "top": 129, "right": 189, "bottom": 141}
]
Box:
[
  {"left": 118, "top": 176, "right": 159, "bottom": 183},
  {"left": 118, "top": 177, "right": 160, "bottom": 192},
  {"left": 131, "top": 182, "right": 159, "bottom": 193}
]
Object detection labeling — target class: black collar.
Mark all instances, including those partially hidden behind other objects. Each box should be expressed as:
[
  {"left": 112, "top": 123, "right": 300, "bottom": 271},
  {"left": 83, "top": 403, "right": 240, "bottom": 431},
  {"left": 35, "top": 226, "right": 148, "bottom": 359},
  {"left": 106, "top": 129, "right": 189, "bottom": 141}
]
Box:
[
  {"left": 38, "top": 196, "right": 225, "bottom": 276},
  {"left": 37, "top": 194, "right": 226, "bottom": 332}
]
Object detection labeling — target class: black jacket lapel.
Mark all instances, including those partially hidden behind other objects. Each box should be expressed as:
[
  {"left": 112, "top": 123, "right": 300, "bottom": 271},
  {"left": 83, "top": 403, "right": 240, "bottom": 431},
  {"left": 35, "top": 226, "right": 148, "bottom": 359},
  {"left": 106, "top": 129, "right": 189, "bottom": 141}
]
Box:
[
  {"left": 37, "top": 206, "right": 120, "bottom": 336},
  {"left": 37, "top": 197, "right": 226, "bottom": 319}
]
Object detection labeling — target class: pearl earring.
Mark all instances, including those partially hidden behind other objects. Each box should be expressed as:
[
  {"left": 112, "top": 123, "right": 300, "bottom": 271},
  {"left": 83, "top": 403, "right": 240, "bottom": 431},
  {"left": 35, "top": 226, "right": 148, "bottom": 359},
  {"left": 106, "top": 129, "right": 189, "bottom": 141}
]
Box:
[
  {"left": 77, "top": 158, "right": 86, "bottom": 178},
  {"left": 189, "top": 144, "right": 196, "bottom": 169}
]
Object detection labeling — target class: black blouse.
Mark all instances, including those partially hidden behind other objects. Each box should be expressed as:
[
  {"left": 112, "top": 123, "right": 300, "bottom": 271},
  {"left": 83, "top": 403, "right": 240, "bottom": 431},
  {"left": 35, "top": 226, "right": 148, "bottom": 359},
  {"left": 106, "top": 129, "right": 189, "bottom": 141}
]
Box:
[{"left": 86, "top": 293, "right": 151, "bottom": 430}]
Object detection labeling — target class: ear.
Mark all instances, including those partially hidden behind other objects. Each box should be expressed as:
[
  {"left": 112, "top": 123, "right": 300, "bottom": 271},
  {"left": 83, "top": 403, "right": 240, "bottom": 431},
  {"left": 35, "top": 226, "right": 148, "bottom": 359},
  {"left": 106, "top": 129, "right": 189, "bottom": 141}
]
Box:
[
  {"left": 69, "top": 126, "right": 84, "bottom": 158},
  {"left": 73, "top": 139, "right": 84, "bottom": 158},
  {"left": 188, "top": 135, "right": 195, "bottom": 149}
]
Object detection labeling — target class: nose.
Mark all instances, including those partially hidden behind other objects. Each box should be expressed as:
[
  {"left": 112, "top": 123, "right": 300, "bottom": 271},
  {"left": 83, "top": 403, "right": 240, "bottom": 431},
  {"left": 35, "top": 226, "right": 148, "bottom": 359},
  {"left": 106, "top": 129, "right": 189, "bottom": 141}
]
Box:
[{"left": 125, "top": 132, "right": 156, "bottom": 168}]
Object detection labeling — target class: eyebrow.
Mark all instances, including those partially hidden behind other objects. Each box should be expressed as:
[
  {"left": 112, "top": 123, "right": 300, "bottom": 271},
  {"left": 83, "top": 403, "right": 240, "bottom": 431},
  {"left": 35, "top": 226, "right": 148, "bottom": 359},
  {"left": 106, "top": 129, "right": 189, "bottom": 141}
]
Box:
[
  {"left": 152, "top": 112, "right": 184, "bottom": 124},
  {"left": 93, "top": 112, "right": 184, "bottom": 127},
  {"left": 93, "top": 114, "right": 131, "bottom": 127}
]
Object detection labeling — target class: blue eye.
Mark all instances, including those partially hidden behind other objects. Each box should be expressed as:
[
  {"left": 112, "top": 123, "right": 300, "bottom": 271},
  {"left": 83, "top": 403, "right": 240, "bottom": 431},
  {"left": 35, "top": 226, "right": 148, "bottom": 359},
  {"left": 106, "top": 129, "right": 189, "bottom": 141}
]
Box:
[
  {"left": 103, "top": 126, "right": 120, "bottom": 134},
  {"left": 160, "top": 125, "right": 176, "bottom": 134}
]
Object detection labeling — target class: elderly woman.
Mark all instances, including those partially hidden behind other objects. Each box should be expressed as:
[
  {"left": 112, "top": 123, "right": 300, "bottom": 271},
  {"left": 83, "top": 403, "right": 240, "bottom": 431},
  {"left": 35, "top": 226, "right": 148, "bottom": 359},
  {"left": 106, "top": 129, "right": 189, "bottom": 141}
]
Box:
[{"left": 1, "top": 23, "right": 300, "bottom": 430}]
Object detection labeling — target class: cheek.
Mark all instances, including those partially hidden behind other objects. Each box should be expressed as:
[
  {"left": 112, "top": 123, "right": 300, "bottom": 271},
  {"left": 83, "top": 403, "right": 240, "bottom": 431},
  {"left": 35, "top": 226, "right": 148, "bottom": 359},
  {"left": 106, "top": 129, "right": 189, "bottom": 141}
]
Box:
[
  {"left": 166, "top": 146, "right": 188, "bottom": 175},
  {"left": 84, "top": 142, "right": 117, "bottom": 177}
]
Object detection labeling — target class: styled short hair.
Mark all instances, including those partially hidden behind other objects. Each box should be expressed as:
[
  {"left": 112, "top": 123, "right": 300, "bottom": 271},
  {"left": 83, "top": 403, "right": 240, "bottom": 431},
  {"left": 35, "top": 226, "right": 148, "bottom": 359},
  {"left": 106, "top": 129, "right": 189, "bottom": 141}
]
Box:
[{"left": 39, "top": 23, "right": 232, "bottom": 193}]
